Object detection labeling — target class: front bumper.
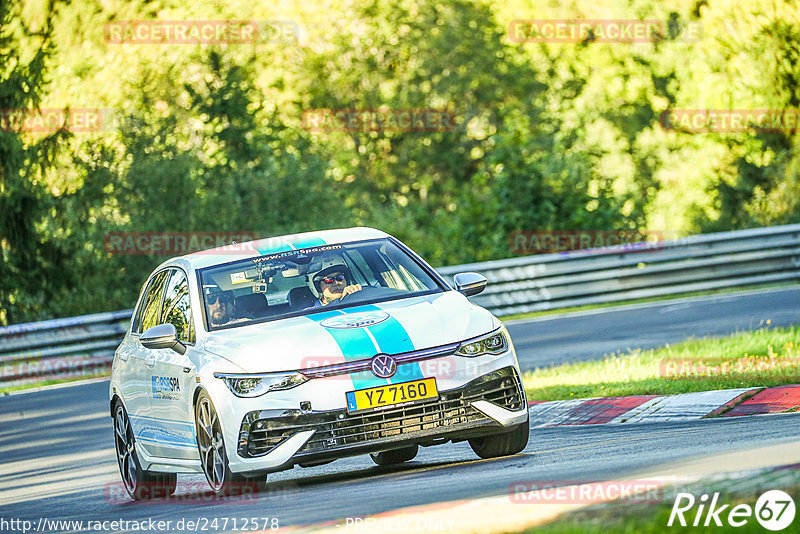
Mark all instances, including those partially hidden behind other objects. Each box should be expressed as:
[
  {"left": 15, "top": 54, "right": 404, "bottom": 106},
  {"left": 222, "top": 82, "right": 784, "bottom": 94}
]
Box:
[{"left": 236, "top": 366, "right": 526, "bottom": 468}]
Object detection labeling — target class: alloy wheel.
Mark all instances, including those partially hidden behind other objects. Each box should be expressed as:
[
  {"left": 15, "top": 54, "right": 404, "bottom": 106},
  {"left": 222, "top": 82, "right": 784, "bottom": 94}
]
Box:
[
  {"left": 196, "top": 394, "right": 228, "bottom": 492},
  {"left": 114, "top": 404, "right": 139, "bottom": 494}
]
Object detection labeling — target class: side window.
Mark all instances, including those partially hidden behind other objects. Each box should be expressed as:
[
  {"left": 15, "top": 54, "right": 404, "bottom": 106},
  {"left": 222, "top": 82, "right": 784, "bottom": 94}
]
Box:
[
  {"left": 160, "top": 270, "right": 195, "bottom": 343},
  {"left": 139, "top": 271, "right": 170, "bottom": 333},
  {"left": 131, "top": 281, "right": 150, "bottom": 333}
]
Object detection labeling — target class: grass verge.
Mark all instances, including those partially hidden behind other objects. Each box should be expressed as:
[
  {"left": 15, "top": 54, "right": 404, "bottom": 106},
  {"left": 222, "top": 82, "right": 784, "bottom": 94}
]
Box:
[{"left": 521, "top": 326, "right": 800, "bottom": 402}]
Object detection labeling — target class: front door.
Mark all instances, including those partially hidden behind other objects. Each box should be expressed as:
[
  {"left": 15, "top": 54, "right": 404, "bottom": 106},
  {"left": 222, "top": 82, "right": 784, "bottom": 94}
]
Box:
[{"left": 145, "top": 268, "right": 199, "bottom": 460}]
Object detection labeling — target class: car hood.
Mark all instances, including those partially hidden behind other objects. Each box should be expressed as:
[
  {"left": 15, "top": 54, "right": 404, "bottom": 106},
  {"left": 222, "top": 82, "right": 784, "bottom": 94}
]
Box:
[{"left": 202, "top": 292, "right": 498, "bottom": 373}]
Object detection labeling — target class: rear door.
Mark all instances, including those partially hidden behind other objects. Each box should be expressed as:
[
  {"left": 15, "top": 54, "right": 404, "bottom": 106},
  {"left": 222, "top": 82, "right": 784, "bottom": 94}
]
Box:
[{"left": 114, "top": 281, "right": 150, "bottom": 423}]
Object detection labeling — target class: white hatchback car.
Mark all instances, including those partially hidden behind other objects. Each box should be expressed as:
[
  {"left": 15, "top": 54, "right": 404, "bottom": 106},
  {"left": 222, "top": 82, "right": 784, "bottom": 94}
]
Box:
[{"left": 110, "top": 227, "right": 529, "bottom": 499}]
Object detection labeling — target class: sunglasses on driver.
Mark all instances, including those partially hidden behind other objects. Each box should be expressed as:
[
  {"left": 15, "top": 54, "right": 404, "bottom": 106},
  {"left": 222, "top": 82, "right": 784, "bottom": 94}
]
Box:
[{"left": 321, "top": 273, "right": 346, "bottom": 284}]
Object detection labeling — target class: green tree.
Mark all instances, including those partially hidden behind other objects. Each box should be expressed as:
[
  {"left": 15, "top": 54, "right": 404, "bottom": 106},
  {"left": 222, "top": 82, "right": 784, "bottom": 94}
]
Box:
[
  {"left": 297, "top": 0, "right": 633, "bottom": 264},
  {"left": 0, "top": 0, "right": 72, "bottom": 325},
  {"left": 68, "top": 50, "right": 342, "bottom": 316},
  {"left": 697, "top": 5, "right": 800, "bottom": 230}
]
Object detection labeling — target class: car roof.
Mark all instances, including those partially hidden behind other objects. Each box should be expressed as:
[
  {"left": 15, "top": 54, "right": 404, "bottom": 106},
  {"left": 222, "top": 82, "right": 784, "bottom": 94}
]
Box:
[{"left": 154, "top": 227, "right": 391, "bottom": 272}]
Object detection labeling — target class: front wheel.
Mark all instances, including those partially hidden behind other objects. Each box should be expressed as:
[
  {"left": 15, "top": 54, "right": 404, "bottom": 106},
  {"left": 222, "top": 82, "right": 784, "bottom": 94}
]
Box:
[
  {"left": 195, "top": 391, "right": 266, "bottom": 496},
  {"left": 469, "top": 419, "right": 529, "bottom": 459},
  {"left": 113, "top": 402, "right": 177, "bottom": 500}
]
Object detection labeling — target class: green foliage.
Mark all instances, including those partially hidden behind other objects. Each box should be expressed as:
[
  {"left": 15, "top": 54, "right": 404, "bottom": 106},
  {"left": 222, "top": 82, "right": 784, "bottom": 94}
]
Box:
[
  {"left": 65, "top": 49, "right": 340, "bottom": 317},
  {"left": 0, "top": 0, "right": 73, "bottom": 325},
  {"left": 690, "top": 1, "right": 800, "bottom": 231},
  {"left": 297, "top": 0, "right": 633, "bottom": 264},
  {"left": 2, "top": 0, "right": 800, "bottom": 324}
]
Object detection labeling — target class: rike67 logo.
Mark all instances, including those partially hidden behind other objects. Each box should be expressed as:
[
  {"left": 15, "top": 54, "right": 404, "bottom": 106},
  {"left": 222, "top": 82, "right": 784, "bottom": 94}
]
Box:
[{"left": 668, "top": 490, "right": 796, "bottom": 531}]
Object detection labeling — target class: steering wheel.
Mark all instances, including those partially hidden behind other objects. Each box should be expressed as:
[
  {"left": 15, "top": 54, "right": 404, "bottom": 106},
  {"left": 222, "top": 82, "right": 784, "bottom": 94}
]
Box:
[{"left": 337, "top": 284, "right": 379, "bottom": 302}]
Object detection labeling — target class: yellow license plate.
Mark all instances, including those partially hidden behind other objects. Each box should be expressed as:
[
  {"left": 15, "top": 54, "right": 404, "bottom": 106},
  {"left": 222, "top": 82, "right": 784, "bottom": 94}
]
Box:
[{"left": 346, "top": 378, "right": 438, "bottom": 414}]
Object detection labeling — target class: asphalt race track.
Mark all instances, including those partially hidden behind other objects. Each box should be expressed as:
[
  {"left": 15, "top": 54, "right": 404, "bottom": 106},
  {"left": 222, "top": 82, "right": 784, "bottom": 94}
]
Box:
[
  {"left": 1, "top": 287, "right": 799, "bottom": 532},
  {"left": 1, "top": 379, "right": 799, "bottom": 533},
  {"left": 507, "top": 286, "right": 800, "bottom": 369}
]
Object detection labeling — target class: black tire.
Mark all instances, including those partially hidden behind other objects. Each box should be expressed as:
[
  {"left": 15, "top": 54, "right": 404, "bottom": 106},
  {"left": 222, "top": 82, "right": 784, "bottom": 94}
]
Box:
[
  {"left": 370, "top": 444, "right": 419, "bottom": 466},
  {"left": 113, "top": 402, "right": 176, "bottom": 500},
  {"left": 469, "top": 419, "right": 530, "bottom": 460},
  {"left": 157, "top": 473, "right": 178, "bottom": 496},
  {"left": 195, "top": 390, "right": 262, "bottom": 496}
]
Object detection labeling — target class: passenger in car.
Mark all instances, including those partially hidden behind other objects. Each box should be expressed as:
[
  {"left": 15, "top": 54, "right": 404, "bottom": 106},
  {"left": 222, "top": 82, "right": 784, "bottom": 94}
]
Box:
[{"left": 206, "top": 288, "right": 248, "bottom": 326}]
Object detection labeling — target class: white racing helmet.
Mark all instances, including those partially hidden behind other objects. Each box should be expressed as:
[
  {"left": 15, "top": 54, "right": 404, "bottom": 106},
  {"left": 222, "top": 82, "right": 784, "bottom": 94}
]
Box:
[{"left": 308, "top": 255, "right": 352, "bottom": 298}]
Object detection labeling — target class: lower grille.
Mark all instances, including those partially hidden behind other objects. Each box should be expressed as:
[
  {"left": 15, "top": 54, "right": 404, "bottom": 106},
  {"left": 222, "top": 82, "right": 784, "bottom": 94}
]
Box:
[{"left": 240, "top": 366, "right": 524, "bottom": 458}]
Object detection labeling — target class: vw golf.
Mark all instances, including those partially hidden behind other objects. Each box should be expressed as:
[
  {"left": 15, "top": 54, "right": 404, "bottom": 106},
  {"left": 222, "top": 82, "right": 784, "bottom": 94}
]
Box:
[{"left": 109, "top": 227, "right": 529, "bottom": 499}]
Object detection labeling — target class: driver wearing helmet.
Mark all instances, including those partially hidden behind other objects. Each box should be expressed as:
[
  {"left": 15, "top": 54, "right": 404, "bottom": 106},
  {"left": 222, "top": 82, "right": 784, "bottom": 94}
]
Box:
[{"left": 309, "top": 264, "right": 363, "bottom": 308}]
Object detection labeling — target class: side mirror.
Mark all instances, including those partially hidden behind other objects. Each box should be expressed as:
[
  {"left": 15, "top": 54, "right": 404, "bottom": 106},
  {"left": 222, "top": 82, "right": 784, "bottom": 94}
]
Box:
[
  {"left": 453, "top": 272, "right": 487, "bottom": 297},
  {"left": 140, "top": 324, "right": 186, "bottom": 355}
]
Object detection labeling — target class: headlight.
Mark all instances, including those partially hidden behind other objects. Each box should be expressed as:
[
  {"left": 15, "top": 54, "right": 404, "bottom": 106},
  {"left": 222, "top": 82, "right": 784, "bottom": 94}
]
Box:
[
  {"left": 215, "top": 372, "right": 309, "bottom": 398},
  {"left": 455, "top": 329, "right": 509, "bottom": 357}
]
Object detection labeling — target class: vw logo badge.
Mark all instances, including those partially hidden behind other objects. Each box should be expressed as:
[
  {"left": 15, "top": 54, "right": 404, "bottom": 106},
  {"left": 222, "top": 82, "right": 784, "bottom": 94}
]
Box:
[{"left": 370, "top": 354, "right": 397, "bottom": 378}]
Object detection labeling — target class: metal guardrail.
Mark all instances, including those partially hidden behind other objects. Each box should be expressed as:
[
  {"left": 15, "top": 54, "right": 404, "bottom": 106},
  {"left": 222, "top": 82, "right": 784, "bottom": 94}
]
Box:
[
  {"left": 437, "top": 224, "right": 800, "bottom": 316},
  {"left": 2, "top": 224, "right": 799, "bottom": 387},
  {"left": 0, "top": 311, "right": 131, "bottom": 388}
]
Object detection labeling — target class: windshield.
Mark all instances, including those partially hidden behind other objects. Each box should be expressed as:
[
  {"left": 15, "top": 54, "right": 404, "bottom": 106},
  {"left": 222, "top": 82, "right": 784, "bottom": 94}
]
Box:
[{"left": 198, "top": 238, "right": 444, "bottom": 330}]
